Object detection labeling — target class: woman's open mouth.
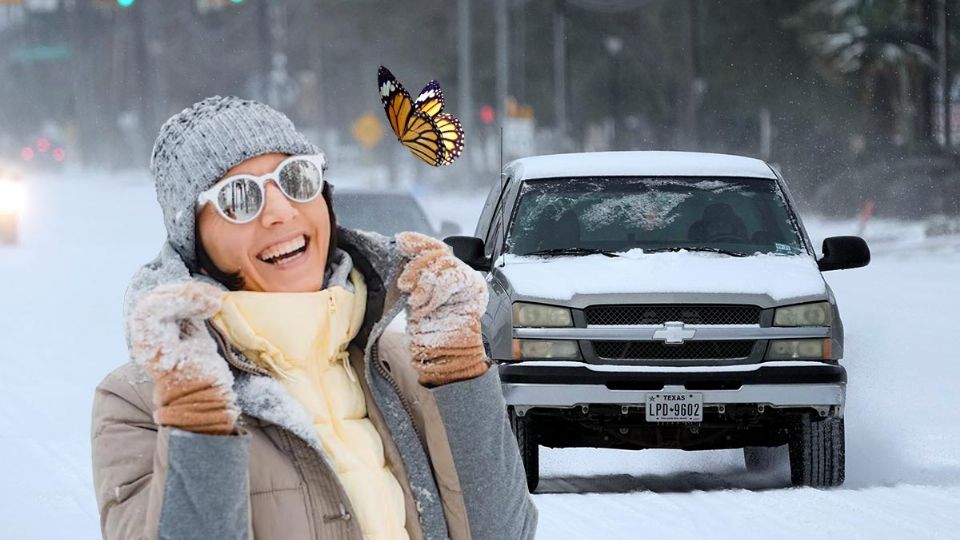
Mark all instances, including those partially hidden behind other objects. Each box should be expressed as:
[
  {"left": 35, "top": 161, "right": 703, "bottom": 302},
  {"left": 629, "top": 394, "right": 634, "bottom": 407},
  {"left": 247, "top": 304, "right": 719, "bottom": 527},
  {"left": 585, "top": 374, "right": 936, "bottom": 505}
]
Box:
[{"left": 257, "top": 234, "right": 310, "bottom": 266}]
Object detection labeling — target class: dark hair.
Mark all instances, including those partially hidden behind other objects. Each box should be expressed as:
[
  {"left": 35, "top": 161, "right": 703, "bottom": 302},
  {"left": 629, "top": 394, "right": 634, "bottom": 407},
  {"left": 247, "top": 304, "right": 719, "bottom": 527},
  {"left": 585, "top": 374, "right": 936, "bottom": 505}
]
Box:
[{"left": 195, "top": 182, "right": 338, "bottom": 291}]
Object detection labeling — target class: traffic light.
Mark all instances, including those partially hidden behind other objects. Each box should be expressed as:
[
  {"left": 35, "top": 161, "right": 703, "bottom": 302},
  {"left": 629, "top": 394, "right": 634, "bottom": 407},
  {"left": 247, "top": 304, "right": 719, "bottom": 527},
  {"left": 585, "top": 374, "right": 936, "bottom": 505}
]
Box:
[{"left": 117, "top": 0, "right": 134, "bottom": 6}]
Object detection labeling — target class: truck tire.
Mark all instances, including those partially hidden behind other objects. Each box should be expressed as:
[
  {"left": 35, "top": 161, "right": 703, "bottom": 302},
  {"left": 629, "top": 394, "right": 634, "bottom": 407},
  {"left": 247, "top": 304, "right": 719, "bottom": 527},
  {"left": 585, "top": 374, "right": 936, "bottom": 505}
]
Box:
[
  {"left": 788, "top": 414, "right": 845, "bottom": 487},
  {"left": 508, "top": 408, "right": 540, "bottom": 492}
]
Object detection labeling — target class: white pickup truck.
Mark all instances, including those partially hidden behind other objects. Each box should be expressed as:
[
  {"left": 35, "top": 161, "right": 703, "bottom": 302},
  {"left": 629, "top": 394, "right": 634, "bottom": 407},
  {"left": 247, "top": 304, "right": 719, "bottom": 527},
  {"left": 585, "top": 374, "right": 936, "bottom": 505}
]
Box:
[{"left": 444, "top": 151, "right": 870, "bottom": 491}]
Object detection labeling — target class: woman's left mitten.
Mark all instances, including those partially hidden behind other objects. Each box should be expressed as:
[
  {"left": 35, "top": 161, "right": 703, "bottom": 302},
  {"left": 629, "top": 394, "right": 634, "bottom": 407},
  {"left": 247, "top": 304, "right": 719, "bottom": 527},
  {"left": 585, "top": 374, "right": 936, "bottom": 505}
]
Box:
[{"left": 396, "top": 232, "right": 490, "bottom": 386}]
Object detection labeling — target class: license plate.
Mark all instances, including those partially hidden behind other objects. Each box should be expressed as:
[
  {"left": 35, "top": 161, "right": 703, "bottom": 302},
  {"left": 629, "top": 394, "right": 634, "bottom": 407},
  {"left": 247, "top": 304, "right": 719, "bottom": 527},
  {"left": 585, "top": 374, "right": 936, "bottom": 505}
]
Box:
[{"left": 645, "top": 392, "right": 704, "bottom": 422}]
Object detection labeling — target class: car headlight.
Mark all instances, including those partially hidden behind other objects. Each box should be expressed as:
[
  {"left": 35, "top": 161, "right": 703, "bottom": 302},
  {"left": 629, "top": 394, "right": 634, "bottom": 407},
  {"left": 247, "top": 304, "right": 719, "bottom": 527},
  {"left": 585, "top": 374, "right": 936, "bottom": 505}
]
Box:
[
  {"left": 512, "top": 339, "right": 580, "bottom": 360},
  {"left": 513, "top": 302, "right": 573, "bottom": 327},
  {"left": 765, "top": 339, "right": 831, "bottom": 360},
  {"left": 0, "top": 179, "right": 25, "bottom": 215},
  {"left": 773, "top": 302, "right": 832, "bottom": 326}
]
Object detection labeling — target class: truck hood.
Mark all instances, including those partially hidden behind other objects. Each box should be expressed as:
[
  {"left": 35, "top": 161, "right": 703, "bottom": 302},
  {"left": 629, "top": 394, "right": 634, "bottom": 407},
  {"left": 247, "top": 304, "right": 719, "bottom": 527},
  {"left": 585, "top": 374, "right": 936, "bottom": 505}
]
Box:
[{"left": 496, "top": 250, "right": 827, "bottom": 306}]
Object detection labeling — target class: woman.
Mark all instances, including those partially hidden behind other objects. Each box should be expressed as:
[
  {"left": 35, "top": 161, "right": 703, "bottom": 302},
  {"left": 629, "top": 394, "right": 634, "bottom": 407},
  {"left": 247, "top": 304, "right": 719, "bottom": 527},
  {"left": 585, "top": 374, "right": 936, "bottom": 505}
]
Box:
[{"left": 90, "top": 96, "right": 538, "bottom": 540}]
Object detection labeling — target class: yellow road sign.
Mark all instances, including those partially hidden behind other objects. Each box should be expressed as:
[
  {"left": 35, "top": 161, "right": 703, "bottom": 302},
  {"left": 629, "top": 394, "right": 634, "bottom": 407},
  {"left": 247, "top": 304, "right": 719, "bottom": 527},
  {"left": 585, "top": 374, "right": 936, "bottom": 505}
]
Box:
[{"left": 352, "top": 112, "right": 384, "bottom": 149}]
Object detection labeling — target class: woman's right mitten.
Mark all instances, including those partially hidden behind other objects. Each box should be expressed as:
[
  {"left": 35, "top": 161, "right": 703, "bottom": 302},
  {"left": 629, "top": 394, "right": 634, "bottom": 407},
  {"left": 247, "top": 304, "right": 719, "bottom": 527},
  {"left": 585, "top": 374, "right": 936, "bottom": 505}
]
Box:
[{"left": 129, "top": 281, "right": 239, "bottom": 435}]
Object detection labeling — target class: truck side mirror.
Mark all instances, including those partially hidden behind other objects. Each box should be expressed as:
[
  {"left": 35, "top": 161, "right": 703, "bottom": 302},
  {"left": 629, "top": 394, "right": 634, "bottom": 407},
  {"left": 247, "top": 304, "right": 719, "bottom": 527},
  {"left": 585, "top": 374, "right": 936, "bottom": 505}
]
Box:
[
  {"left": 818, "top": 236, "right": 870, "bottom": 271},
  {"left": 444, "top": 236, "right": 491, "bottom": 271}
]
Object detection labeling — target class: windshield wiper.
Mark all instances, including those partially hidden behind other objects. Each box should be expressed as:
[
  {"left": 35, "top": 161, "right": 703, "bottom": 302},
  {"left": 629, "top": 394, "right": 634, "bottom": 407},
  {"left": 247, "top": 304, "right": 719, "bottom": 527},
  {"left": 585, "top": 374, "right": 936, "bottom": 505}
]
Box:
[
  {"left": 643, "top": 246, "right": 749, "bottom": 257},
  {"left": 524, "top": 247, "right": 620, "bottom": 258}
]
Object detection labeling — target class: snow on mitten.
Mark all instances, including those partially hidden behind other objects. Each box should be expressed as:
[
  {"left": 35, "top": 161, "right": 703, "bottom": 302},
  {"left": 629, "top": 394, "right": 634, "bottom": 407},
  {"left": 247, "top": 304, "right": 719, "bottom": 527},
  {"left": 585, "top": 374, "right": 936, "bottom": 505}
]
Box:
[
  {"left": 129, "top": 281, "right": 239, "bottom": 435},
  {"left": 396, "top": 232, "right": 490, "bottom": 386}
]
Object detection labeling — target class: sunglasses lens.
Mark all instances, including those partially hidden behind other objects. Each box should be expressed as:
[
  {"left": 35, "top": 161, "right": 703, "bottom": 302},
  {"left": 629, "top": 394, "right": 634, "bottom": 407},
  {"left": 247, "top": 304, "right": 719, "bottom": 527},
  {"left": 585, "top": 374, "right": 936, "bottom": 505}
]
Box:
[
  {"left": 216, "top": 178, "right": 262, "bottom": 222},
  {"left": 278, "top": 159, "right": 323, "bottom": 202}
]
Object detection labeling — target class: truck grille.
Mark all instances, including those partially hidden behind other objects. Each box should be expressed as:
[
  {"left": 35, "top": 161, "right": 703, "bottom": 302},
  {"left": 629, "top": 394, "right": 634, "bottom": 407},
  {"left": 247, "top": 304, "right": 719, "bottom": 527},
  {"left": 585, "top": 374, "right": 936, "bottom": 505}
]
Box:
[
  {"left": 594, "top": 340, "right": 756, "bottom": 360},
  {"left": 585, "top": 304, "right": 761, "bottom": 326}
]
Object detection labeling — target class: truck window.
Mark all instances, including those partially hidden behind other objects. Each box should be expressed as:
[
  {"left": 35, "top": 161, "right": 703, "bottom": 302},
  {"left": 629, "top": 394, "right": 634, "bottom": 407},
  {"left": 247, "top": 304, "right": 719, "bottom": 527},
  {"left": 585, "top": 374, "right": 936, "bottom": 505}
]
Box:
[{"left": 506, "top": 177, "right": 804, "bottom": 256}]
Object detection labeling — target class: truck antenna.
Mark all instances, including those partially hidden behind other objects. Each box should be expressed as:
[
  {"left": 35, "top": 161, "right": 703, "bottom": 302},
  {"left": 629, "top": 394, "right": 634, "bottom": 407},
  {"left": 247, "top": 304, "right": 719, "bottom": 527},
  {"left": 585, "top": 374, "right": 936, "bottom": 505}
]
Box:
[{"left": 498, "top": 126, "right": 507, "bottom": 267}]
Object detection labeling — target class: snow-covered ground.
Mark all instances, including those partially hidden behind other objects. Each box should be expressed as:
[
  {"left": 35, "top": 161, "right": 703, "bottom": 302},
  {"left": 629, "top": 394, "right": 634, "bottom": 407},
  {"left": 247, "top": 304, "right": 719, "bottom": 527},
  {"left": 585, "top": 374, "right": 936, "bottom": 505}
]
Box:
[{"left": 1, "top": 171, "right": 958, "bottom": 539}]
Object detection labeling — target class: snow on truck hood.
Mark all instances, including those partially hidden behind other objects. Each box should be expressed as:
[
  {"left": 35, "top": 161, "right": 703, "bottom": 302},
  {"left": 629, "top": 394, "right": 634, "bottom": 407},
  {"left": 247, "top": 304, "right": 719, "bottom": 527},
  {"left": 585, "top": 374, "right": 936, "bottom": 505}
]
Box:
[{"left": 498, "top": 250, "right": 826, "bottom": 302}]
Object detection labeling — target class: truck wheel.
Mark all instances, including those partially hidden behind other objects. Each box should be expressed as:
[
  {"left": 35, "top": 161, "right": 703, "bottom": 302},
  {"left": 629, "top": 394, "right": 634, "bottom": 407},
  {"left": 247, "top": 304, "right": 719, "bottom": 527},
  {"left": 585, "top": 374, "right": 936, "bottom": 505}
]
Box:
[
  {"left": 508, "top": 408, "right": 540, "bottom": 492},
  {"left": 788, "top": 414, "right": 845, "bottom": 487}
]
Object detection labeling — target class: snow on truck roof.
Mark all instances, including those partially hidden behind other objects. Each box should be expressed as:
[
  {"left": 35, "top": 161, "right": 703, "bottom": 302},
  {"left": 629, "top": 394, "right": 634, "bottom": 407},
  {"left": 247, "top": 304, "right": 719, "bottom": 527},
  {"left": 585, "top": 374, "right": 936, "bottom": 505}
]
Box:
[{"left": 506, "top": 151, "right": 778, "bottom": 181}]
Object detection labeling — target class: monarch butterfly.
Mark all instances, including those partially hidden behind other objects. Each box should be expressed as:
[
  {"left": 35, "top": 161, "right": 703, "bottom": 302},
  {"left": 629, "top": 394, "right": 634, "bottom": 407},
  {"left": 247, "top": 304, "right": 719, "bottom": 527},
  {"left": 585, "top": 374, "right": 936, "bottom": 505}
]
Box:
[{"left": 378, "top": 66, "right": 464, "bottom": 167}]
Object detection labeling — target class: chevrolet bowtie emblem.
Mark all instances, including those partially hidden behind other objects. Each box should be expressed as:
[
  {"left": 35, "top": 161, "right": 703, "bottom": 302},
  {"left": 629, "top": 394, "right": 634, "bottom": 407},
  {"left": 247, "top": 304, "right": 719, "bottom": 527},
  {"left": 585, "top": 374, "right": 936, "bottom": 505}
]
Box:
[{"left": 653, "top": 321, "right": 696, "bottom": 344}]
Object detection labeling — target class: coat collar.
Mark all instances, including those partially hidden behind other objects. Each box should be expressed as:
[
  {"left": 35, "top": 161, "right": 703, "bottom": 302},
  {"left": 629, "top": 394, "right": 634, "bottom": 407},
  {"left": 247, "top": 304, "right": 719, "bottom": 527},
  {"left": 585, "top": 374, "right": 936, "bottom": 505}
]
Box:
[{"left": 124, "top": 225, "right": 411, "bottom": 441}]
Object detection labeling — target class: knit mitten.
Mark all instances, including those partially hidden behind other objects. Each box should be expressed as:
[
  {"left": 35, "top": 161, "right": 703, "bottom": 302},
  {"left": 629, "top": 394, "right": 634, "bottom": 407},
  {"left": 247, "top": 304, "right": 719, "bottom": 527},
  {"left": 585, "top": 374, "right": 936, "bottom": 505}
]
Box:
[
  {"left": 129, "top": 281, "right": 239, "bottom": 435},
  {"left": 396, "top": 232, "right": 490, "bottom": 386}
]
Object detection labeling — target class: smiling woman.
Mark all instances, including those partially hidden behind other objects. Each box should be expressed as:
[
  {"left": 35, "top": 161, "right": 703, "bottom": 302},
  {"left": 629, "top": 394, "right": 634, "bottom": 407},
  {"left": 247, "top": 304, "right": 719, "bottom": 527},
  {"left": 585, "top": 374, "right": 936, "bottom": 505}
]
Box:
[
  {"left": 195, "top": 153, "right": 339, "bottom": 292},
  {"left": 89, "top": 96, "right": 537, "bottom": 540}
]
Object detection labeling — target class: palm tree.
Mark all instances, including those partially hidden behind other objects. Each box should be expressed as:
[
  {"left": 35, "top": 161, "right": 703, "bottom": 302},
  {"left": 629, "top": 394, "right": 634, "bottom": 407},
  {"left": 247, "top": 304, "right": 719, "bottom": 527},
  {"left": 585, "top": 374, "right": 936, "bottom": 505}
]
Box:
[{"left": 789, "top": 0, "right": 936, "bottom": 148}]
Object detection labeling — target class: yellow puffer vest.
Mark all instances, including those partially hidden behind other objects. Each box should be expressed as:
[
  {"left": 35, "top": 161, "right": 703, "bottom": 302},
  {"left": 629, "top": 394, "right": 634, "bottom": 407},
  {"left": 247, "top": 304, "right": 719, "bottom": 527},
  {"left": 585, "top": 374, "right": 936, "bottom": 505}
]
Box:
[{"left": 211, "top": 270, "right": 409, "bottom": 540}]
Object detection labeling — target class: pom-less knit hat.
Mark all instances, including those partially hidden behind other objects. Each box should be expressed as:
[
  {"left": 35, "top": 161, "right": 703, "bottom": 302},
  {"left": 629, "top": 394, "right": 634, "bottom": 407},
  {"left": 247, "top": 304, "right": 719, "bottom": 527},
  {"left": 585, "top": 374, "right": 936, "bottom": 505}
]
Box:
[{"left": 150, "top": 96, "right": 321, "bottom": 269}]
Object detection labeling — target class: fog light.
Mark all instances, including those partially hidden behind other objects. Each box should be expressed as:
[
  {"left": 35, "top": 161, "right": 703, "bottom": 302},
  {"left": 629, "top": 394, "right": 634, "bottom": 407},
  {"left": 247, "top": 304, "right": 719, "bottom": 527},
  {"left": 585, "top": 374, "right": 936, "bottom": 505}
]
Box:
[{"left": 512, "top": 339, "right": 580, "bottom": 360}]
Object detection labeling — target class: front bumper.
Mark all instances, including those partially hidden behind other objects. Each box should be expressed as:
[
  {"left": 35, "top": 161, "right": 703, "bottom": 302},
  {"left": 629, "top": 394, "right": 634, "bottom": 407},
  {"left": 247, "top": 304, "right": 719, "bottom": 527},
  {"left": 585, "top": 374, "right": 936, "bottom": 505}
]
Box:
[{"left": 499, "top": 360, "right": 846, "bottom": 415}]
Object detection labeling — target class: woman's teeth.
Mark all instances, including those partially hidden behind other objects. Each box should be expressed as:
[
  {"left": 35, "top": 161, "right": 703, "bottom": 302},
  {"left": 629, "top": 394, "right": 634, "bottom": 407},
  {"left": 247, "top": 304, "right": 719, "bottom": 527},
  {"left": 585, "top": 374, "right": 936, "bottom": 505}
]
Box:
[{"left": 259, "top": 235, "right": 308, "bottom": 265}]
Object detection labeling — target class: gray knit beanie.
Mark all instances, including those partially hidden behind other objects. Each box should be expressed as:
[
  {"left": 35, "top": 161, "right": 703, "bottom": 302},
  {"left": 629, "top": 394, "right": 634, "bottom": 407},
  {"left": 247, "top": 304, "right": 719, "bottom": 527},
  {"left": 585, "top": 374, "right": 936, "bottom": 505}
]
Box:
[{"left": 150, "top": 95, "right": 321, "bottom": 269}]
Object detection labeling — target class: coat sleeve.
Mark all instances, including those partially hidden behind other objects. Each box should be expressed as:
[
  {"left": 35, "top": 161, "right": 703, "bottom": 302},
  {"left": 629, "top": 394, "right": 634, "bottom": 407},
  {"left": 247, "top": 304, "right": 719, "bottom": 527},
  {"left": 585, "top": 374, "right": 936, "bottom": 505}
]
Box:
[
  {"left": 90, "top": 363, "right": 252, "bottom": 540},
  {"left": 429, "top": 367, "right": 539, "bottom": 540}
]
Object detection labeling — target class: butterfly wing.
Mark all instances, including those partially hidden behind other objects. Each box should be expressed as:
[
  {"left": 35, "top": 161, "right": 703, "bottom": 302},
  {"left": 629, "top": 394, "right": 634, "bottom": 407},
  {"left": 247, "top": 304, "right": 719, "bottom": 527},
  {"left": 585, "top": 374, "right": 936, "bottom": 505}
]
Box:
[
  {"left": 399, "top": 111, "right": 445, "bottom": 166},
  {"left": 435, "top": 112, "right": 464, "bottom": 166},
  {"left": 379, "top": 66, "right": 444, "bottom": 166},
  {"left": 414, "top": 80, "right": 445, "bottom": 118}
]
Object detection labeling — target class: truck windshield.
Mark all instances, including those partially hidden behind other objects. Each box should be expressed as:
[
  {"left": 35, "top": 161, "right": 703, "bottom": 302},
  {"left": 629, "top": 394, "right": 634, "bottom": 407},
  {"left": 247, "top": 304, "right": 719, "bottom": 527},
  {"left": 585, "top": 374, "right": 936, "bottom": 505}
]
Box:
[{"left": 506, "top": 177, "right": 804, "bottom": 256}]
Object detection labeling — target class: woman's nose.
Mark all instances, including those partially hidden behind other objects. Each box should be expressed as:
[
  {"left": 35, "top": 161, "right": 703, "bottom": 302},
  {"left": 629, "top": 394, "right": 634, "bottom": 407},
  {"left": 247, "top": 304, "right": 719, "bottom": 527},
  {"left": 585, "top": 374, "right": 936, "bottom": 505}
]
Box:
[{"left": 259, "top": 181, "right": 297, "bottom": 226}]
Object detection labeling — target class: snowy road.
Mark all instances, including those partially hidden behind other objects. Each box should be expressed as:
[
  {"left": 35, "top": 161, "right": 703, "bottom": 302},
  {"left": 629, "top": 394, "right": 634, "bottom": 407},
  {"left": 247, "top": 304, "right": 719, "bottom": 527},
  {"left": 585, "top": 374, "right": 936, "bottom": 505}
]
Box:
[{"left": 1, "top": 172, "right": 958, "bottom": 539}]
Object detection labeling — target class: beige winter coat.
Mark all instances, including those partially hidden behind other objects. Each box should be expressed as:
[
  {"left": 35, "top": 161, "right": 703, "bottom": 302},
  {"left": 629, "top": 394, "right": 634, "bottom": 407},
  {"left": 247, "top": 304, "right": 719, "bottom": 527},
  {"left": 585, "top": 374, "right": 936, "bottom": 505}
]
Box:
[
  {"left": 93, "top": 328, "right": 464, "bottom": 539},
  {"left": 91, "top": 230, "right": 538, "bottom": 540}
]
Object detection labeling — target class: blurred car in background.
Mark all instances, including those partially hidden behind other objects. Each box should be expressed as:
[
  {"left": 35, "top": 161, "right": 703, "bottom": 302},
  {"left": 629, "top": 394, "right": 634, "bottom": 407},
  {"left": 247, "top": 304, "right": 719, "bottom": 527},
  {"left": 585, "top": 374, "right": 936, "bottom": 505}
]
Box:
[
  {"left": 334, "top": 189, "right": 460, "bottom": 238},
  {"left": 18, "top": 136, "right": 67, "bottom": 172},
  {"left": 0, "top": 165, "right": 25, "bottom": 244}
]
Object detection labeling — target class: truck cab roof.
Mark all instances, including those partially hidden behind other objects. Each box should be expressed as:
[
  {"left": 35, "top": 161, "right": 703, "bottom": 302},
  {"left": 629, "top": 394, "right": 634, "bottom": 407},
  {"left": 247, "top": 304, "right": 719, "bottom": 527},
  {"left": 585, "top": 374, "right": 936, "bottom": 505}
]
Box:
[{"left": 505, "top": 151, "right": 778, "bottom": 181}]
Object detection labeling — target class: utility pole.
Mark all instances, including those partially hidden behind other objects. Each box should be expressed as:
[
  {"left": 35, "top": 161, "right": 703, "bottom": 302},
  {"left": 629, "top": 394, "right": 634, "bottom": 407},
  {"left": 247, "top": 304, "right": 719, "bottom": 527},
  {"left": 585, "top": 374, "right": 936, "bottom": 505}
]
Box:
[
  {"left": 457, "top": 0, "right": 474, "bottom": 172},
  {"left": 266, "top": 1, "right": 288, "bottom": 109},
  {"left": 941, "top": 0, "right": 951, "bottom": 146},
  {"left": 495, "top": 0, "right": 509, "bottom": 126},
  {"left": 309, "top": 0, "right": 326, "bottom": 130},
  {"left": 680, "top": 0, "right": 700, "bottom": 149},
  {"left": 515, "top": 0, "right": 525, "bottom": 104},
  {"left": 553, "top": 0, "right": 567, "bottom": 137},
  {"left": 257, "top": 0, "right": 270, "bottom": 103}
]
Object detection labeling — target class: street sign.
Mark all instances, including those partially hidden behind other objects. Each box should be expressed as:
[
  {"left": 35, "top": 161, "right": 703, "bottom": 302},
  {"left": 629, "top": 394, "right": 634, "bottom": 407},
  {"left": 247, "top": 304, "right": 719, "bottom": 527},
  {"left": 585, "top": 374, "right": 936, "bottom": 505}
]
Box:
[
  {"left": 352, "top": 113, "right": 384, "bottom": 149},
  {"left": 23, "top": 0, "right": 57, "bottom": 11},
  {"left": 10, "top": 43, "right": 70, "bottom": 63}
]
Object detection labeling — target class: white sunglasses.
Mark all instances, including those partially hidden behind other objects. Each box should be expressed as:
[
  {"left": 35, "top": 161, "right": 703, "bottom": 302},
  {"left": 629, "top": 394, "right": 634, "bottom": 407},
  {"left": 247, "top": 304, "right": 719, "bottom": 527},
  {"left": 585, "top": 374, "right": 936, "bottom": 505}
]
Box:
[{"left": 196, "top": 154, "right": 326, "bottom": 224}]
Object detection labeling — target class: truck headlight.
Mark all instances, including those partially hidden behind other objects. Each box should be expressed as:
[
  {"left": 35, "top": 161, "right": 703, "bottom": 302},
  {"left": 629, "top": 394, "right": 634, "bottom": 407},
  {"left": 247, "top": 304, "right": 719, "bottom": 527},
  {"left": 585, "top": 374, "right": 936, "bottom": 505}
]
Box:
[
  {"left": 765, "top": 339, "right": 831, "bottom": 360},
  {"left": 774, "top": 302, "right": 832, "bottom": 326},
  {"left": 0, "top": 179, "right": 25, "bottom": 215},
  {"left": 513, "top": 302, "right": 573, "bottom": 327},
  {"left": 512, "top": 339, "right": 580, "bottom": 360}
]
